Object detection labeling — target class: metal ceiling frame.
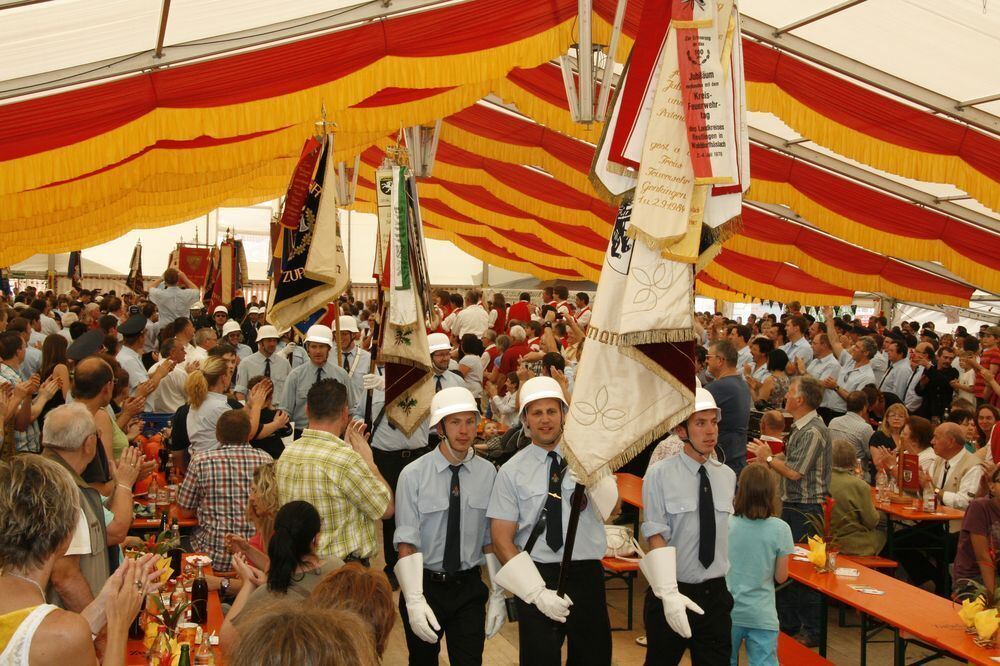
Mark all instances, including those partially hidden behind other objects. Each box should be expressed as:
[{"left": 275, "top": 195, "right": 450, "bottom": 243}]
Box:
[
  {"left": 0, "top": 0, "right": 462, "bottom": 102},
  {"left": 749, "top": 127, "right": 1000, "bottom": 236},
  {"left": 773, "top": 0, "right": 868, "bottom": 35},
  {"left": 741, "top": 16, "right": 1000, "bottom": 135}
]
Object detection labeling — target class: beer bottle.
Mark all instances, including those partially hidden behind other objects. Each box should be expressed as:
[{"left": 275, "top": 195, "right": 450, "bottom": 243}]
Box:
[
  {"left": 178, "top": 644, "right": 192, "bottom": 666},
  {"left": 168, "top": 518, "right": 183, "bottom": 578},
  {"left": 190, "top": 564, "right": 208, "bottom": 624}
]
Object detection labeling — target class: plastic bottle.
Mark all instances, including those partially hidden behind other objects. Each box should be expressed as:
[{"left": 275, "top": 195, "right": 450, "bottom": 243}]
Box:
[
  {"left": 194, "top": 637, "right": 215, "bottom": 665},
  {"left": 147, "top": 625, "right": 171, "bottom": 666},
  {"left": 922, "top": 481, "right": 937, "bottom": 513},
  {"left": 875, "top": 469, "right": 888, "bottom": 503}
]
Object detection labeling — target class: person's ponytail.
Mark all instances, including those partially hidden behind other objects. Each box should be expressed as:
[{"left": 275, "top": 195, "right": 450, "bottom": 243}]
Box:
[{"left": 267, "top": 501, "right": 322, "bottom": 593}]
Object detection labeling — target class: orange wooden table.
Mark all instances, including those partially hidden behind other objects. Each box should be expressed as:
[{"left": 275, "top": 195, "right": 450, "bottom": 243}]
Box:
[
  {"left": 126, "top": 554, "right": 225, "bottom": 665},
  {"left": 788, "top": 554, "right": 997, "bottom": 665},
  {"left": 615, "top": 472, "right": 644, "bottom": 509},
  {"left": 131, "top": 500, "right": 198, "bottom": 532},
  {"left": 871, "top": 487, "right": 964, "bottom": 594}
]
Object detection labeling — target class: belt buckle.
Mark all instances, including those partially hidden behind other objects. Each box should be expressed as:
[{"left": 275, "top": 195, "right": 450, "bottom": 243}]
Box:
[
  {"left": 428, "top": 570, "right": 448, "bottom": 583},
  {"left": 401, "top": 449, "right": 412, "bottom": 459}
]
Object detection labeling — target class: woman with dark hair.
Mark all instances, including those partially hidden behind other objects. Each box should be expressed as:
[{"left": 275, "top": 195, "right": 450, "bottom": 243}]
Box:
[
  {"left": 489, "top": 292, "right": 507, "bottom": 335},
  {"left": 751, "top": 349, "right": 790, "bottom": 410},
  {"left": 977, "top": 404, "right": 998, "bottom": 448},
  {"left": 38, "top": 334, "right": 71, "bottom": 428},
  {"left": 458, "top": 333, "right": 485, "bottom": 400},
  {"left": 220, "top": 501, "right": 343, "bottom": 651}
]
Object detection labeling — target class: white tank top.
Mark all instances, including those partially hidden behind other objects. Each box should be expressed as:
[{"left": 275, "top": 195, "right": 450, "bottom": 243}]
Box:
[{"left": 0, "top": 604, "right": 59, "bottom": 666}]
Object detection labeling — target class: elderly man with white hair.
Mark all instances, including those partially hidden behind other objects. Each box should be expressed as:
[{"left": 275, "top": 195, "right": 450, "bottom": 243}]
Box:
[{"left": 42, "top": 403, "right": 142, "bottom": 611}]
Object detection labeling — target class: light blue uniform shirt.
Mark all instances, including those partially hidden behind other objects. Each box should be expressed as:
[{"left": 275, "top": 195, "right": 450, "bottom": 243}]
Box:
[
  {"left": 838, "top": 363, "right": 876, "bottom": 400},
  {"left": 144, "top": 321, "right": 163, "bottom": 354},
  {"left": 806, "top": 353, "right": 842, "bottom": 411},
  {"left": 117, "top": 346, "right": 152, "bottom": 410},
  {"left": 339, "top": 347, "right": 371, "bottom": 421},
  {"left": 370, "top": 370, "right": 465, "bottom": 451},
  {"left": 235, "top": 343, "right": 253, "bottom": 360},
  {"left": 394, "top": 447, "right": 497, "bottom": 572},
  {"left": 487, "top": 443, "right": 608, "bottom": 564},
  {"left": 21, "top": 346, "right": 41, "bottom": 380},
  {"left": 234, "top": 351, "right": 290, "bottom": 407},
  {"left": 881, "top": 358, "right": 911, "bottom": 397},
  {"left": 642, "top": 452, "right": 736, "bottom": 584},
  {"left": 781, "top": 337, "right": 813, "bottom": 367},
  {"left": 736, "top": 345, "right": 753, "bottom": 378},
  {"left": 279, "top": 360, "right": 351, "bottom": 429},
  {"left": 149, "top": 285, "right": 200, "bottom": 325},
  {"left": 186, "top": 392, "right": 233, "bottom": 455}
]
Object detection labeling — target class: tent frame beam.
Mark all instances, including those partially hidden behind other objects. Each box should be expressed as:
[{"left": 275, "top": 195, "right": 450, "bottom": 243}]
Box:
[
  {"left": 773, "top": 0, "right": 868, "bottom": 35},
  {"left": 741, "top": 16, "right": 1000, "bottom": 136},
  {"left": 749, "top": 127, "right": 1000, "bottom": 236},
  {"left": 0, "top": 0, "right": 461, "bottom": 102}
]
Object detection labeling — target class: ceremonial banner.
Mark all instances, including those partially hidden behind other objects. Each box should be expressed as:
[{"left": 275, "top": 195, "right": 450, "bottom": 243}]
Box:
[
  {"left": 126, "top": 243, "right": 144, "bottom": 295},
  {"left": 374, "top": 167, "right": 395, "bottom": 282},
  {"left": 267, "top": 137, "right": 346, "bottom": 331},
  {"left": 563, "top": 199, "right": 696, "bottom": 484},
  {"left": 67, "top": 250, "right": 83, "bottom": 291},
  {"left": 378, "top": 166, "right": 434, "bottom": 437},
  {"left": 304, "top": 136, "right": 350, "bottom": 297},
  {"left": 174, "top": 246, "right": 211, "bottom": 288},
  {"left": 277, "top": 138, "right": 323, "bottom": 230}
]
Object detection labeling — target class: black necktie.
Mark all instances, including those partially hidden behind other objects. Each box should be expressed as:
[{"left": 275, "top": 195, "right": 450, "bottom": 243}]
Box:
[
  {"left": 878, "top": 364, "right": 894, "bottom": 390},
  {"left": 545, "top": 452, "right": 564, "bottom": 552},
  {"left": 264, "top": 357, "right": 271, "bottom": 378},
  {"left": 939, "top": 461, "right": 951, "bottom": 490},
  {"left": 343, "top": 352, "right": 351, "bottom": 373},
  {"left": 435, "top": 374, "right": 443, "bottom": 392},
  {"left": 698, "top": 466, "right": 716, "bottom": 569},
  {"left": 316, "top": 366, "right": 323, "bottom": 384},
  {"left": 444, "top": 465, "right": 462, "bottom": 573}
]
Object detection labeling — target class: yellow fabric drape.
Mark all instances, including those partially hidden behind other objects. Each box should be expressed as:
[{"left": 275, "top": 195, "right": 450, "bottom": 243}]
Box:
[
  {"left": 1, "top": 22, "right": 581, "bottom": 197},
  {"left": 747, "top": 81, "right": 1000, "bottom": 216},
  {"left": 702, "top": 263, "right": 853, "bottom": 306},
  {"left": 748, "top": 178, "right": 999, "bottom": 294},
  {"left": 724, "top": 236, "right": 969, "bottom": 307}
]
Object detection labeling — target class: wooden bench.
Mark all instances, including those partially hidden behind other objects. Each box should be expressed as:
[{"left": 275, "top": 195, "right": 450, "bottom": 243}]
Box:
[
  {"left": 602, "top": 556, "right": 639, "bottom": 631},
  {"left": 778, "top": 632, "right": 833, "bottom": 665}
]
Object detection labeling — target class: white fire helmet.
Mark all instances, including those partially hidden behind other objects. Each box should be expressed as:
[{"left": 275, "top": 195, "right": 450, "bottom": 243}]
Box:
[
  {"left": 518, "top": 376, "right": 568, "bottom": 419},
  {"left": 304, "top": 324, "right": 333, "bottom": 347},
  {"left": 429, "top": 386, "right": 480, "bottom": 428}
]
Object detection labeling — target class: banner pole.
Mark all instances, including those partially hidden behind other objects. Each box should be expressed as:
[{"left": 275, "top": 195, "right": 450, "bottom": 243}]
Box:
[{"left": 556, "top": 483, "right": 587, "bottom": 597}]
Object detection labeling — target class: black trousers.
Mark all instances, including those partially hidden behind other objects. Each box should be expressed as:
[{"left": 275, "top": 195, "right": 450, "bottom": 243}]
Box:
[
  {"left": 643, "top": 577, "right": 733, "bottom": 666},
  {"left": 817, "top": 407, "right": 845, "bottom": 425},
  {"left": 399, "top": 570, "right": 488, "bottom": 666},
  {"left": 514, "top": 560, "right": 611, "bottom": 666},
  {"left": 373, "top": 445, "right": 433, "bottom": 573}
]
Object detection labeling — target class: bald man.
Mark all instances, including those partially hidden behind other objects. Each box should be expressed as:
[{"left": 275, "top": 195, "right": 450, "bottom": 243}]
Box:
[{"left": 925, "top": 422, "right": 984, "bottom": 511}]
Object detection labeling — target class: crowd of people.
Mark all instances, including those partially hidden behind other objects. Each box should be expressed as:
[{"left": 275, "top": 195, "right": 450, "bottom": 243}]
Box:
[{"left": 1, "top": 268, "right": 998, "bottom": 665}]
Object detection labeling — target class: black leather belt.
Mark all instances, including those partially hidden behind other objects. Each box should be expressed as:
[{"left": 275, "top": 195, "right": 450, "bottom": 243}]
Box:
[
  {"left": 424, "top": 567, "right": 480, "bottom": 584},
  {"left": 373, "top": 444, "right": 433, "bottom": 459}
]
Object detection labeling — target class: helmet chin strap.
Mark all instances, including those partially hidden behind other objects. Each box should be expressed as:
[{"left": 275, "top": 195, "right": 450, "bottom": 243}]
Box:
[{"left": 440, "top": 428, "right": 476, "bottom": 464}]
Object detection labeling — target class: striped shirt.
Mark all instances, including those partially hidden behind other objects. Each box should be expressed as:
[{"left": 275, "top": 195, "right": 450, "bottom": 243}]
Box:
[
  {"left": 176, "top": 443, "right": 273, "bottom": 571},
  {"left": 276, "top": 429, "right": 391, "bottom": 560},
  {"left": 782, "top": 411, "right": 831, "bottom": 505}
]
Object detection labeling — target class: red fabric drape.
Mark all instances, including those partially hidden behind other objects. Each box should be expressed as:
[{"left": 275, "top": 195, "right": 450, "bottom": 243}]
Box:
[
  {"left": 750, "top": 144, "right": 1000, "bottom": 274},
  {"left": 444, "top": 104, "right": 594, "bottom": 175},
  {"left": 434, "top": 141, "right": 616, "bottom": 221},
  {"left": 505, "top": 63, "right": 572, "bottom": 111},
  {"left": 713, "top": 249, "right": 855, "bottom": 298},
  {"left": 0, "top": 0, "right": 578, "bottom": 161},
  {"left": 350, "top": 86, "right": 455, "bottom": 108},
  {"left": 742, "top": 39, "right": 1000, "bottom": 185},
  {"left": 738, "top": 207, "right": 973, "bottom": 300}
]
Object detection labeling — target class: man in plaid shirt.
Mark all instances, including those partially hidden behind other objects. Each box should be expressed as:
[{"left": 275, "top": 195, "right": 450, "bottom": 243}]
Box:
[
  {"left": 276, "top": 379, "right": 393, "bottom": 564},
  {"left": 175, "top": 409, "right": 272, "bottom": 571}
]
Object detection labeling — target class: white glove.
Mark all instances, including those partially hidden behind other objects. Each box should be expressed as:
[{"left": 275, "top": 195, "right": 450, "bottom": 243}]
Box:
[
  {"left": 277, "top": 342, "right": 296, "bottom": 359},
  {"left": 483, "top": 553, "right": 507, "bottom": 639},
  {"left": 395, "top": 553, "right": 441, "bottom": 643},
  {"left": 363, "top": 373, "right": 385, "bottom": 391},
  {"left": 641, "top": 546, "right": 703, "bottom": 638},
  {"left": 493, "top": 552, "right": 572, "bottom": 623}
]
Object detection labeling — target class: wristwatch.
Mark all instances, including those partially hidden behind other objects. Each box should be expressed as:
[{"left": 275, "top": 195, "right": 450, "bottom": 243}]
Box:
[
  {"left": 765, "top": 455, "right": 774, "bottom": 467},
  {"left": 220, "top": 577, "right": 231, "bottom": 594}
]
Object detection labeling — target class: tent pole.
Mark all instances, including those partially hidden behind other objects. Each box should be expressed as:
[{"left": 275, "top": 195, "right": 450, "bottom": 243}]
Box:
[{"left": 347, "top": 208, "right": 352, "bottom": 284}]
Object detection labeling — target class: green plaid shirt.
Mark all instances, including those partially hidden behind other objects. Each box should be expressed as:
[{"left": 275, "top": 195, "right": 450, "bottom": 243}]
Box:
[{"left": 275, "top": 429, "right": 390, "bottom": 560}]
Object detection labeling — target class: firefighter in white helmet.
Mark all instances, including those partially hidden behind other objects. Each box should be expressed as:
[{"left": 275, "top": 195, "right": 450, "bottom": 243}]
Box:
[
  {"left": 394, "top": 386, "right": 504, "bottom": 664},
  {"left": 486, "top": 376, "right": 618, "bottom": 665},
  {"left": 640, "top": 387, "right": 736, "bottom": 664},
  {"left": 278, "top": 324, "right": 351, "bottom": 438}
]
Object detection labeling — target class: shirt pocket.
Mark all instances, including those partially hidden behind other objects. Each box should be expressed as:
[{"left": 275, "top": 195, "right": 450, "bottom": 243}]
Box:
[
  {"left": 468, "top": 491, "right": 491, "bottom": 514},
  {"left": 663, "top": 497, "right": 697, "bottom": 515},
  {"left": 417, "top": 494, "right": 449, "bottom": 516}
]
